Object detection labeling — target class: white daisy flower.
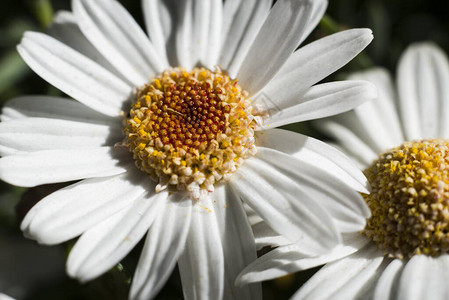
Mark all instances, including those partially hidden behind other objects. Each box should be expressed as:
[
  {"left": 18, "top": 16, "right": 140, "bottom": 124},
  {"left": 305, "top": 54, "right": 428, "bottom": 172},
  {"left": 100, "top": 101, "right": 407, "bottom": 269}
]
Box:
[
  {"left": 0, "top": 0, "right": 376, "bottom": 299},
  {"left": 237, "top": 42, "right": 449, "bottom": 299}
]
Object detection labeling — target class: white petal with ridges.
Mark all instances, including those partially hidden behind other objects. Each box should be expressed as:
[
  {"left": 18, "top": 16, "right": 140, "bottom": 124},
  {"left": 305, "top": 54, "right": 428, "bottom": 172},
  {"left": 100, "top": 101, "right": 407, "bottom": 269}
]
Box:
[
  {"left": 17, "top": 32, "right": 131, "bottom": 117},
  {"left": 255, "top": 147, "right": 369, "bottom": 233},
  {"left": 0, "top": 147, "right": 127, "bottom": 187},
  {"left": 259, "top": 80, "right": 377, "bottom": 129},
  {"left": 252, "top": 221, "right": 291, "bottom": 250},
  {"left": 397, "top": 255, "right": 449, "bottom": 300},
  {"left": 178, "top": 198, "right": 225, "bottom": 300},
  {"left": 256, "top": 129, "right": 370, "bottom": 193},
  {"left": 397, "top": 44, "right": 424, "bottom": 140},
  {"left": 349, "top": 68, "right": 404, "bottom": 149},
  {"left": 260, "top": 29, "right": 373, "bottom": 108},
  {"left": 0, "top": 118, "right": 120, "bottom": 155},
  {"left": 48, "top": 10, "right": 126, "bottom": 81},
  {"left": 67, "top": 190, "right": 168, "bottom": 282},
  {"left": 238, "top": 233, "right": 370, "bottom": 285},
  {"left": 314, "top": 119, "right": 378, "bottom": 168},
  {"left": 237, "top": 0, "right": 316, "bottom": 95},
  {"left": 1, "top": 96, "right": 118, "bottom": 125},
  {"left": 293, "top": 244, "right": 385, "bottom": 300},
  {"left": 73, "top": 0, "right": 167, "bottom": 86},
  {"left": 220, "top": 0, "right": 271, "bottom": 78},
  {"left": 211, "top": 185, "right": 262, "bottom": 300},
  {"left": 129, "top": 196, "right": 192, "bottom": 300},
  {"left": 231, "top": 156, "right": 340, "bottom": 255},
  {"left": 373, "top": 259, "right": 404, "bottom": 300},
  {"left": 21, "top": 171, "right": 148, "bottom": 244},
  {"left": 300, "top": 0, "right": 327, "bottom": 44},
  {"left": 398, "top": 43, "right": 449, "bottom": 139}
]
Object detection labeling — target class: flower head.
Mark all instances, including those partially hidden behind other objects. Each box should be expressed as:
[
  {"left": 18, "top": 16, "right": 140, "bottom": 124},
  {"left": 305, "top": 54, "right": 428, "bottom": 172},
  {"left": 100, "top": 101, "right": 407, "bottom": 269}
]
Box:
[
  {"left": 238, "top": 42, "right": 449, "bottom": 299},
  {"left": 0, "top": 0, "right": 375, "bottom": 299}
]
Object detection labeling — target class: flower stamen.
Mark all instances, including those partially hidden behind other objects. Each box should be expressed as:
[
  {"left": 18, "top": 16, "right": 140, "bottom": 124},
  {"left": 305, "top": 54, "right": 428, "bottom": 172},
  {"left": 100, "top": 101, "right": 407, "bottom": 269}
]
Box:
[{"left": 120, "top": 67, "right": 257, "bottom": 199}]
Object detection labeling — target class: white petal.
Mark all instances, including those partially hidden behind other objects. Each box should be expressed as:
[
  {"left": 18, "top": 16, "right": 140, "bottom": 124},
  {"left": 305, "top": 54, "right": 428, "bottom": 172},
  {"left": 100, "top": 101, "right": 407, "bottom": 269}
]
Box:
[
  {"left": 238, "top": 233, "right": 370, "bottom": 285},
  {"left": 300, "top": 0, "right": 327, "bottom": 44},
  {"left": 211, "top": 185, "right": 262, "bottom": 300},
  {"left": 348, "top": 68, "right": 404, "bottom": 149},
  {"left": 237, "top": 0, "right": 317, "bottom": 95},
  {"left": 17, "top": 32, "right": 131, "bottom": 117},
  {"left": 1, "top": 96, "right": 118, "bottom": 125},
  {"left": 254, "top": 147, "right": 369, "bottom": 233},
  {"left": 252, "top": 221, "right": 291, "bottom": 250},
  {"left": 259, "top": 28, "right": 373, "bottom": 107},
  {"left": 142, "top": 0, "right": 170, "bottom": 61},
  {"left": 178, "top": 198, "right": 225, "bottom": 300},
  {"left": 73, "top": 0, "right": 167, "bottom": 86},
  {"left": 293, "top": 244, "right": 385, "bottom": 300},
  {"left": 203, "top": 0, "right": 222, "bottom": 68},
  {"left": 314, "top": 119, "right": 378, "bottom": 168},
  {"left": 129, "top": 196, "right": 192, "bottom": 300},
  {"left": 0, "top": 294, "right": 15, "bottom": 300},
  {"left": 0, "top": 117, "right": 120, "bottom": 155},
  {"left": 48, "top": 10, "right": 127, "bottom": 82},
  {"left": 373, "top": 259, "right": 404, "bottom": 300},
  {"left": 397, "top": 255, "right": 449, "bottom": 300},
  {"left": 21, "top": 170, "right": 148, "bottom": 244},
  {"left": 231, "top": 155, "right": 341, "bottom": 255},
  {"left": 256, "top": 129, "right": 370, "bottom": 193},
  {"left": 259, "top": 80, "right": 377, "bottom": 128},
  {"left": 220, "top": 0, "right": 271, "bottom": 78},
  {"left": 0, "top": 147, "right": 127, "bottom": 187},
  {"left": 397, "top": 43, "right": 423, "bottom": 140},
  {"left": 397, "top": 43, "right": 449, "bottom": 139},
  {"left": 174, "top": 0, "right": 194, "bottom": 69},
  {"left": 67, "top": 190, "right": 168, "bottom": 282}
]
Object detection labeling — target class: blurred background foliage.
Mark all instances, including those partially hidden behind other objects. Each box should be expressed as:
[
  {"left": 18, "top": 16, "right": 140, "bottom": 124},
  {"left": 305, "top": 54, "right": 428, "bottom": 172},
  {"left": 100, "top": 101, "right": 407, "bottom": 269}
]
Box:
[{"left": 0, "top": 0, "right": 448, "bottom": 299}]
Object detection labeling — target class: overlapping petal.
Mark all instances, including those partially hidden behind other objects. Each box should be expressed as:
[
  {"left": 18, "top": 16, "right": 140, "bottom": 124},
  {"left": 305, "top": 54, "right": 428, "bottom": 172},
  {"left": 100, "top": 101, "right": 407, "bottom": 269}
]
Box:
[{"left": 17, "top": 32, "right": 131, "bottom": 116}]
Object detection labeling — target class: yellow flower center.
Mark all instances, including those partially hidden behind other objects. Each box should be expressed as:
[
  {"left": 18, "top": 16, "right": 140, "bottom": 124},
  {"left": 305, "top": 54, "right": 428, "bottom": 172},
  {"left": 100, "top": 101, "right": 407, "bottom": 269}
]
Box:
[
  {"left": 363, "top": 139, "right": 449, "bottom": 259},
  {"left": 121, "top": 67, "right": 257, "bottom": 199}
]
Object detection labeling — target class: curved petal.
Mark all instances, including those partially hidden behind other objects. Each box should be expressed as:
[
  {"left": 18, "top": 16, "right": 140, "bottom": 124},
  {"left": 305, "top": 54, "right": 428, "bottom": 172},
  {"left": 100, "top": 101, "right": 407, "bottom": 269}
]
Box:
[
  {"left": 48, "top": 10, "right": 127, "bottom": 82},
  {"left": 314, "top": 119, "right": 378, "bottom": 168},
  {"left": 237, "top": 233, "right": 370, "bottom": 285},
  {"left": 255, "top": 129, "right": 370, "bottom": 193},
  {"left": 397, "top": 255, "right": 449, "bottom": 300},
  {"left": 67, "top": 190, "right": 168, "bottom": 282},
  {"left": 141, "top": 0, "right": 179, "bottom": 65},
  {"left": 230, "top": 155, "right": 341, "bottom": 255},
  {"left": 219, "top": 0, "right": 271, "bottom": 78},
  {"left": 21, "top": 170, "right": 148, "bottom": 244},
  {"left": 1, "top": 96, "right": 118, "bottom": 125},
  {"left": 258, "top": 80, "right": 377, "bottom": 128},
  {"left": 254, "top": 147, "right": 370, "bottom": 233},
  {"left": 0, "top": 117, "right": 121, "bottom": 155},
  {"left": 0, "top": 147, "right": 128, "bottom": 187},
  {"left": 17, "top": 32, "right": 131, "bottom": 117},
  {"left": 252, "top": 221, "right": 291, "bottom": 250},
  {"left": 171, "top": 0, "right": 222, "bottom": 69},
  {"left": 129, "top": 196, "right": 192, "bottom": 300},
  {"left": 237, "top": 0, "right": 317, "bottom": 95},
  {"left": 178, "top": 198, "right": 225, "bottom": 300},
  {"left": 348, "top": 68, "right": 404, "bottom": 150},
  {"left": 300, "top": 0, "right": 327, "bottom": 44},
  {"left": 211, "top": 185, "right": 262, "bottom": 300},
  {"left": 292, "top": 244, "right": 386, "bottom": 300},
  {"left": 259, "top": 28, "right": 374, "bottom": 109},
  {"left": 373, "top": 259, "right": 404, "bottom": 300},
  {"left": 73, "top": 0, "right": 167, "bottom": 86},
  {"left": 397, "top": 43, "right": 449, "bottom": 139},
  {"left": 396, "top": 43, "right": 423, "bottom": 140}
]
